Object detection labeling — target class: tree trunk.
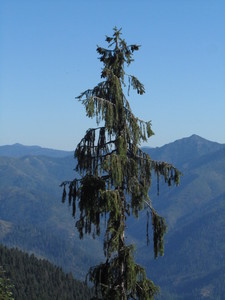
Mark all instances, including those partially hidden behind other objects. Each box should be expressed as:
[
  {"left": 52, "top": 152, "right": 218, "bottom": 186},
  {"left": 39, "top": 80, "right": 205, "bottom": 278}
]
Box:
[{"left": 119, "top": 190, "right": 126, "bottom": 300}]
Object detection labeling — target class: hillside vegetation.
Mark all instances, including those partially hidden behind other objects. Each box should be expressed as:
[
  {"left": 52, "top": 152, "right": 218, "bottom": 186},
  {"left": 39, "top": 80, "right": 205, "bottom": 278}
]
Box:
[
  {"left": 0, "top": 244, "right": 92, "bottom": 299},
  {"left": 0, "top": 135, "right": 225, "bottom": 299}
]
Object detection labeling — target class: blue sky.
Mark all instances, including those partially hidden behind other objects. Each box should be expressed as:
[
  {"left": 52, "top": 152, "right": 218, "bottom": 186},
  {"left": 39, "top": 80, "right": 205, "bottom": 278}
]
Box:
[{"left": 1, "top": 0, "right": 224, "bottom": 150}]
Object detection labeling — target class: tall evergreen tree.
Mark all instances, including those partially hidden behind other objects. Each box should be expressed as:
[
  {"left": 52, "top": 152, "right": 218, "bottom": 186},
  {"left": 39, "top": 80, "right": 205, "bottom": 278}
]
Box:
[{"left": 62, "top": 27, "right": 180, "bottom": 299}]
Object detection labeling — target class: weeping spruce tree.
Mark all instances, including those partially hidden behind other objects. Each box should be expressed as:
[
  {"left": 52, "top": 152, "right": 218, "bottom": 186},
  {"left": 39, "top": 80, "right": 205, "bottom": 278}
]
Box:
[{"left": 62, "top": 27, "right": 180, "bottom": 299}]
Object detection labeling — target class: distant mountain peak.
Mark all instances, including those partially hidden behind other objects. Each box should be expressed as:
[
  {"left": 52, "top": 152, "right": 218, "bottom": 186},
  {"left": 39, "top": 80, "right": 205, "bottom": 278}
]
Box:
[
  {"left": 184, "top": 134, "right": 211, "bottom": 143},
  {"left": 145, "top": 134, "right": 225, "bottom": 167},
  {"left": 189, "top": 134, "right": 204, "bottom": 140},
  {"left": 179, "top": 134, "right": 224, "bottom": 149}
]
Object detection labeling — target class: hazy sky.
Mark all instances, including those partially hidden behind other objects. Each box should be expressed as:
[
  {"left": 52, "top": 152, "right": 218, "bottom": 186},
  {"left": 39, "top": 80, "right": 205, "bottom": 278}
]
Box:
[{"left": 1, "top": 0, "right": 225, "bottom": 150}]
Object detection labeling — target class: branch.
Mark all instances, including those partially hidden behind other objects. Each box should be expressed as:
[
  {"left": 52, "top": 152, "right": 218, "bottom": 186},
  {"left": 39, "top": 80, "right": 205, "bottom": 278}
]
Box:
[
  {"left": 78, "top": 139, "right": 117, "bottom": 149},
  {"left": 80, "top": 94, "right": 150, "bottom": 129},
  {"left": 89, "top": 149, "right": 117, "bottom": 160},
  {"left": 143, "top": 199, "right": 154, "bottom": 212}
]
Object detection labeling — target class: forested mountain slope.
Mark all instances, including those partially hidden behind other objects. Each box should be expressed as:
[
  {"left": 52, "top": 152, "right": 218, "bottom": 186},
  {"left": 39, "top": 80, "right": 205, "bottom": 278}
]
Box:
[
  {"left": 0, "top": 244, "right": 92, "bottom": 299},
  {"left": 0, "top": 135, "right": 225, "bottom": 299},
  {"left": 0, "top": 154, "right": 103, "bottom": 279}
]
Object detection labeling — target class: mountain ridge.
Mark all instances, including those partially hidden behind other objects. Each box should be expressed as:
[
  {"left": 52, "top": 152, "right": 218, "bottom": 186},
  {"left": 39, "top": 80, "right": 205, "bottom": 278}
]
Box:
[
  {"left": 1, "top": 134, "right": 224, "bottom": 159},
  {"left": 0, "top": 143, "right": 73, "bottom": 158},
  {"left": 0, "top": 134, "right": 225, "bottom": 299},
  {"left": 143, "top": 134, "right": 225, "bottom": 168}
]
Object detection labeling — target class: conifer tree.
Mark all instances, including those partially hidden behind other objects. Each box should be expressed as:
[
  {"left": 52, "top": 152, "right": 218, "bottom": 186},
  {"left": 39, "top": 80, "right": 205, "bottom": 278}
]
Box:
[{"left": 62, "top": 27, "right": 180, "bottom": 300}]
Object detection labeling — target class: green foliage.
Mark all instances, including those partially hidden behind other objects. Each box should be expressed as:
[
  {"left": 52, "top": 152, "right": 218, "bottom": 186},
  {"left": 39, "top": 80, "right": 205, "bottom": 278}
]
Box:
[
  {"left": 0, "top": 266, "right": 14, "bottom": 300},
  {"left": 0, "top": 244, "right": 93, "bottom": 300},
  {"left": 151, "top": 211, "right": 167, "bottom": 258},
  {"left": 62, "top": 27, "right": 180, "bottom": 299},
  {"left": 88, "top": 245, "right": 158, "bottom": 300}
]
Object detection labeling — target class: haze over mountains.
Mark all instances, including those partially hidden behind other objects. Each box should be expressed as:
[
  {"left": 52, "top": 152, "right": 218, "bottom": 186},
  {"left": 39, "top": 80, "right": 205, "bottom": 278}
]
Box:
[
  {"left": 0, "top": 143, "right": 73, "bottom": 158},
  {"left": 0, "top": 134, "right": 225, "bottom": 299}
]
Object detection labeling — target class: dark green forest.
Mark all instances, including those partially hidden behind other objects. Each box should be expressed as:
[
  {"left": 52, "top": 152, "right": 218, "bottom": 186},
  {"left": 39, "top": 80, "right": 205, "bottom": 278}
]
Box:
[{"left": 0, "top": 244, "right": 93, "bottom": 300}]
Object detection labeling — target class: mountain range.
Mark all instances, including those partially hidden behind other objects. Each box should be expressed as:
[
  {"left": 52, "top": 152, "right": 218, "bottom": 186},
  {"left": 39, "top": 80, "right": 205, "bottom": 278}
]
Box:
[{"left": 0, "top": 134, "right": 225, "bottom": 299}]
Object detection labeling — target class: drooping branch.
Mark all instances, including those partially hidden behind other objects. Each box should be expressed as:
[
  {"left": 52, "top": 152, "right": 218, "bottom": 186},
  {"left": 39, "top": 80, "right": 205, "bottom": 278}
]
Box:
[
  {"left": 77, "top": 92, "right": 154, "bottom": 144},
  {"left": 127, "top": 74, "right": 145, "bottom": 95},
  {"left": 151, "top": 160, "right": 181, "bottom": 195}
]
